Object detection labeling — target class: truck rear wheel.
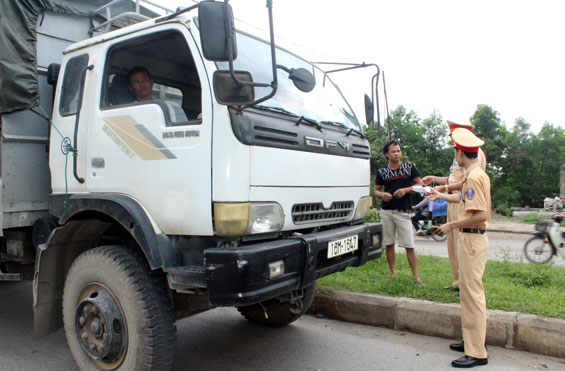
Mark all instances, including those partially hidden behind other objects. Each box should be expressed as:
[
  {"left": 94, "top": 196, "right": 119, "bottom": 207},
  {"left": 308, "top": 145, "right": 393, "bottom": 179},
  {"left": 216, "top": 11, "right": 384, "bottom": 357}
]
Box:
[
  {"left": 62, "top": 245, "right": 176, "bottom": 371},
  {"left": 237, "top": 284, "right": 316, "bottom": 327}
]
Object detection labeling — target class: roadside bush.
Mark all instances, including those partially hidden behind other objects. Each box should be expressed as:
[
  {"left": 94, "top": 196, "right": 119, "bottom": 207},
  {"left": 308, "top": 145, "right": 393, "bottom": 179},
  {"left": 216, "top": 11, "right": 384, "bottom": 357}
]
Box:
[
  {"left": 493, "top": 186, "right": 521, "bottom": 214},
  {"left": 494, "top": 203, "right": 511, "bottom": 216},
  {"left": 364, "top": 208, "right": 380, "bottom": 223},
  {"left": 521, "top": 213, "right": 547, "bottom": 224}
]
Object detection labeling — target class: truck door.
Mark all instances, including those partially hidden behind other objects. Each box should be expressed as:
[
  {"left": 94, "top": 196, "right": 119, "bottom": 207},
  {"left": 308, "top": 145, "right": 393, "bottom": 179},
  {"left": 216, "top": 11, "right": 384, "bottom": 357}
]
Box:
[
  {"left": 87, "top": 28, "right": 213, "bottom": 235},
  {"left": 49, "top": 53, "right": 91, "bottom": 195}
]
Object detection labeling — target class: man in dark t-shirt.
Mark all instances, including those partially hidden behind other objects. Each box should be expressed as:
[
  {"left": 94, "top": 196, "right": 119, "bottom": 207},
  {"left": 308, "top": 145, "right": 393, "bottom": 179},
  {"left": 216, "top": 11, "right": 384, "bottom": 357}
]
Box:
[{"left": 374, "top": 140, "right": 423, "bottom": 285}]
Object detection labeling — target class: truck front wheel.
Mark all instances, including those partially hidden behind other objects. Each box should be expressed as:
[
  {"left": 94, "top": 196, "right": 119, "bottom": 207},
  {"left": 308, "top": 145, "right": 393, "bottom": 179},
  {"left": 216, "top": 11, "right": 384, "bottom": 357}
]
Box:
[
  {"left": 237, "top": 284, "right": 316, "bottom": 327},
  {"left": 62, "top": 245, "right": 176, "bottom": 371}
]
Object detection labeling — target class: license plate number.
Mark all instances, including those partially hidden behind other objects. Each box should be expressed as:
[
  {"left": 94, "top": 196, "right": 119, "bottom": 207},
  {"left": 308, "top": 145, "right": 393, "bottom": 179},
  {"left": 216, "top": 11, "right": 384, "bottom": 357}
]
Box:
[{"left": 327, "top": 235, "right": 358, "bottom": 259}]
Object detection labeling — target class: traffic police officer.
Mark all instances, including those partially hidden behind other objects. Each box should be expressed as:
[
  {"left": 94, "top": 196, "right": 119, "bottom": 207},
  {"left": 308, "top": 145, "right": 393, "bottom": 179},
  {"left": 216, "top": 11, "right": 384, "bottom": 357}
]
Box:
[
  {"left": 422, "top": 120, "right": 486, "bottom": 292},
  {"left": 427, "top": 128, "right": 491, "bottom": 368}
]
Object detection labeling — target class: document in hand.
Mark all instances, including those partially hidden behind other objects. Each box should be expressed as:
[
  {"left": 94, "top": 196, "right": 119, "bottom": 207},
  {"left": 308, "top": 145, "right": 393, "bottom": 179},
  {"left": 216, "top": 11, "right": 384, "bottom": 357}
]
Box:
[{"left": 412, "top": 186, "right": 432, "bottom": 196}]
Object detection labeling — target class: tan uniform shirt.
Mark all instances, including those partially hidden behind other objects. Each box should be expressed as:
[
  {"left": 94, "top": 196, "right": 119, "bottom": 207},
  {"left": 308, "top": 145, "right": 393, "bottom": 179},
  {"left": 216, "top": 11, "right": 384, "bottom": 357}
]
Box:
[
  {"left": 478, "top": 148, "right": 487, "bottom": 171},
  {"left": 460, "top": 163, "right": 491, "bottom": 229},
  {"left": 447, "top": 161, "right": 465, "bottom": 190}
]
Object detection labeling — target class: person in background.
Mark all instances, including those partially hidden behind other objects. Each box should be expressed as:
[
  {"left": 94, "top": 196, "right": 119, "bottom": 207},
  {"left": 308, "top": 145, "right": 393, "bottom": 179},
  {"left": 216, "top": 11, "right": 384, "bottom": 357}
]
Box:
[
  {"left": 374, "top": 140, "right": 424, "bottom": 286},
  {"left": 427, "top": 128, "right": 491, "bottom": 368},
  {"left": 421, "top": 120, "right": 487, "bottom": 293},
  {"left": 411, "top": 197, "right": 429, "bottom": 236}
]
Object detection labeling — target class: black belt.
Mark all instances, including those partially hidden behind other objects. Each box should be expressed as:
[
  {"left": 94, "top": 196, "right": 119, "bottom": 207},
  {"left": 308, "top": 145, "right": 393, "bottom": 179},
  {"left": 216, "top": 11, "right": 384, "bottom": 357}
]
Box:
[
  {"left": 461, "top": 228, "right": 486, "bottom": 234},
  {"left": 385, "top": 209, "right": 409, "bottom": 212}
]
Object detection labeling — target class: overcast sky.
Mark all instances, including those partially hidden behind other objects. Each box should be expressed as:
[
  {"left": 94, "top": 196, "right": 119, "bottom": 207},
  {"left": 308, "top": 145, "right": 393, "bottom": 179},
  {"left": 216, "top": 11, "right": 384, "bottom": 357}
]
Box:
[{"left": 159, "top": 0, "right": 565, "bottom": 133}]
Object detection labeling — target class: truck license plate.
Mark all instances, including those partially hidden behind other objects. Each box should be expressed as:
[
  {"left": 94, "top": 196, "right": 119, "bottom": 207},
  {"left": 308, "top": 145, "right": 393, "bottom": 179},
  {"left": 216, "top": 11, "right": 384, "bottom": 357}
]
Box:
[{"left": 327, "top": 235, "right": 358, "bottom": 259}]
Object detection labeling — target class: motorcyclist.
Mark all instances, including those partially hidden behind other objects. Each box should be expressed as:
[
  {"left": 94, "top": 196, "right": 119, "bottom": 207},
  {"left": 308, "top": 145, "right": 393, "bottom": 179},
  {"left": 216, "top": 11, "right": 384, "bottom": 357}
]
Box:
[{"left": 411, "top": 198, "right": 429, "bottom": 236}]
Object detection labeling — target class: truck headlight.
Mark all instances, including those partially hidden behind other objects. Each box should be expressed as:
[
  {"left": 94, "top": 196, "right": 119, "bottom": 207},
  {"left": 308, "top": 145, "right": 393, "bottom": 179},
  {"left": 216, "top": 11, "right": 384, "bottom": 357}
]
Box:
[
  {"left": 353, "top": 196, "right": 371, "bottom": 220},
  {"left": 214, "top": 202, "right": 284, "bottom": 236}
]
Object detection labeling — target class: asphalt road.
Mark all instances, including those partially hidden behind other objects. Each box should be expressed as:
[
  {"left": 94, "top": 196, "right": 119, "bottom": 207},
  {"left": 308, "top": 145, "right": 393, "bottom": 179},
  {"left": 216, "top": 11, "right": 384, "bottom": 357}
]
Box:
[
  {"left": 414, "top": 231, "right": 565, "bottom": 267},
  {"left": 2, "top": 280, "right": 565, "bottom": 371}
]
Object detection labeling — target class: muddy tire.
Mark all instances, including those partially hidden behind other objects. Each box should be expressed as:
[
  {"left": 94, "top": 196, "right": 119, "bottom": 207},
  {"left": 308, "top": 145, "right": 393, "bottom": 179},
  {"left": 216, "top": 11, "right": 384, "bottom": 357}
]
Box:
[
  {"left": 237, "top": 284, "right": 316, "bottom": 327},
  {"left": 62, "top": 245, "right": 176, "bottom": 370}
]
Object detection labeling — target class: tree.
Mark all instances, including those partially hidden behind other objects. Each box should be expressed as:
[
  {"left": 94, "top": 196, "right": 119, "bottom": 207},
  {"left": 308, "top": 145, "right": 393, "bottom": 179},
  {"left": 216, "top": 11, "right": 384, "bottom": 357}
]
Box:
[
  {"left": 469, "top": 104, "right": 508, "bottom": 177},
  {"left": 528, "top": 123, "right": 565, "bottom": 206}
]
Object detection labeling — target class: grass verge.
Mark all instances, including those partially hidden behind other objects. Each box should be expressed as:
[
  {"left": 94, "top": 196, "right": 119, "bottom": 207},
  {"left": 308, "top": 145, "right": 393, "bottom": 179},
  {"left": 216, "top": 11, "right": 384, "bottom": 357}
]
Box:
[{"left": 318, "top": 253, "right": 565, "bottom": 320}]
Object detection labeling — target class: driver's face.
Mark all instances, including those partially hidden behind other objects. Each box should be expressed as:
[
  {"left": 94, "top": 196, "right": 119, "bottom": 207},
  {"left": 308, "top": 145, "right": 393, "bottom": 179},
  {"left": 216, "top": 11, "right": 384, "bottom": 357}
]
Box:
[{"left": 129, "top": 71, "right": 153, "bottom": 101}]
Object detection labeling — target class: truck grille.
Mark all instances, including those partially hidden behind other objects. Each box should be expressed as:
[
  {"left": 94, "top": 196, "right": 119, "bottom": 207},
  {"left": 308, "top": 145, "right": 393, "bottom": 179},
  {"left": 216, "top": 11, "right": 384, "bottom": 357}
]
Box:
[{"left": 292, "top": 201, "right": 354, "bottom": 224}]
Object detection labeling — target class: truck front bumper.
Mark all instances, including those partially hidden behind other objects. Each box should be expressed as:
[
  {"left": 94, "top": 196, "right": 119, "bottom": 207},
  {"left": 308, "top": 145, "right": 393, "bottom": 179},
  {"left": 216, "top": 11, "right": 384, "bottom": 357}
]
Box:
[{"left": 203, "top": 222, "right": 382, "bottom": 306}]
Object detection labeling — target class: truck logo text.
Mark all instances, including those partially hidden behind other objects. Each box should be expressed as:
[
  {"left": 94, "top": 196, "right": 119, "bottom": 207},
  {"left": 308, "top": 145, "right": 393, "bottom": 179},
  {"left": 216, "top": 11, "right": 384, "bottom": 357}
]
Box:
[{"left": 304, "top": 136, "right": 351, "bottom": 151}]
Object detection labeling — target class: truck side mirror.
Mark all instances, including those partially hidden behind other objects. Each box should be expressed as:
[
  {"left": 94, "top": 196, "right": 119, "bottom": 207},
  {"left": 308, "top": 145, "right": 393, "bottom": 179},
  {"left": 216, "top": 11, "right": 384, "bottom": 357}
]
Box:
[
  {"left": 288, "top": 68, "right": 315, "bottom": 92},
  {"left": 213, "top": 71, "right": 255, "bottom": 105},
  {"left": 198, "top": 1, "right": 237, "bottom": 62},
  {"left": 364, "top": 94, "right": 374, "bottom": 127},
  {"left": 47, "top": 63, "right": 61, "bottom": 86}
]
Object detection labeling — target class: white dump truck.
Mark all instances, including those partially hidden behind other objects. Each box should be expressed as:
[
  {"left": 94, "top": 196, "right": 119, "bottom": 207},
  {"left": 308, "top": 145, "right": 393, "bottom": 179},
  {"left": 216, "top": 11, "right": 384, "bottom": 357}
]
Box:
[{"left": 0, "top": 1, "right": 382, "bottom": 369}]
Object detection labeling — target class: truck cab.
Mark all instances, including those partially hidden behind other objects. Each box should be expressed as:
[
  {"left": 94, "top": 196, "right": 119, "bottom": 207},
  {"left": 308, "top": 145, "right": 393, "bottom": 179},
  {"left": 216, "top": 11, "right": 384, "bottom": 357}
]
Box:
[{"left": 1, "top": 1, "right": 382, "bottom": 369}]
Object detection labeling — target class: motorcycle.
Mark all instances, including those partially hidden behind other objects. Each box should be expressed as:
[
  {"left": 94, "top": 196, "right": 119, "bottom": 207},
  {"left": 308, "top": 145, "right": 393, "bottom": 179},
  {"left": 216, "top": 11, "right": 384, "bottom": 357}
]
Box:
[
  {"left": 523, "top": 213, "right": 565, "bottom": 264},
  {"left": 413, "top": 200, "right": 448, "bottom": 242}
]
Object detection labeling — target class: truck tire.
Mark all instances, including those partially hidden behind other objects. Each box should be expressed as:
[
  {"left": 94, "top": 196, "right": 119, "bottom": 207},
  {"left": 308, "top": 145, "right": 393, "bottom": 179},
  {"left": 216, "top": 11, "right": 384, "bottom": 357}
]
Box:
[
  {"left": 237, "top": 284, "right": 316, "bottom": 327},
  {"left": 62, "top": 245, "right": 176, "bottom": 371}
]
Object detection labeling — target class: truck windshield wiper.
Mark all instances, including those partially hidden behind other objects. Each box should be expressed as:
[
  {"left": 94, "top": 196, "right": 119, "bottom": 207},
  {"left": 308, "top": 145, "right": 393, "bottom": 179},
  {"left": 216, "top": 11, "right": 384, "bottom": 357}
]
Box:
[
  {"left": 320, "top": 121, "right": 367, "bottom": 140},
  {"left": 254, "top": 105, "right": 299, "bottom": 117},
  {"left": 253, "top": 105, "right": 323, "bottom": 132}
]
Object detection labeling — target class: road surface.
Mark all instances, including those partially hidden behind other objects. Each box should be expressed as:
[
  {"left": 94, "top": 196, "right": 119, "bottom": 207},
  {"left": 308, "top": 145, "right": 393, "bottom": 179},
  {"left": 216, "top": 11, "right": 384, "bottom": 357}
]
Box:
[
  {"left": 1, "top": 279, "right": 564, "bottom": 370},
  {"left": 414, "top": 231, "right": 564, "bottom": 267}
]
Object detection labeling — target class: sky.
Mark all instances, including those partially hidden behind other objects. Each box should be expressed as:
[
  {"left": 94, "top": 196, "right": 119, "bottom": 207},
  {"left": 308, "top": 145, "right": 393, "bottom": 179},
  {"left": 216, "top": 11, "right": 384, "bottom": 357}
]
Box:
[{"left": 156, "top": 0, "right": 565, "bottom": 133}]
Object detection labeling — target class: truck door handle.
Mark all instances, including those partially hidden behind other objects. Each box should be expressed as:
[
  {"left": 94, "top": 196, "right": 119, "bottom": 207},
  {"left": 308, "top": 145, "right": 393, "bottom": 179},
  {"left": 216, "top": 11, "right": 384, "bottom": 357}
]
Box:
[{"left": 91, "top": 158, "right": 105, "bottom": 168}]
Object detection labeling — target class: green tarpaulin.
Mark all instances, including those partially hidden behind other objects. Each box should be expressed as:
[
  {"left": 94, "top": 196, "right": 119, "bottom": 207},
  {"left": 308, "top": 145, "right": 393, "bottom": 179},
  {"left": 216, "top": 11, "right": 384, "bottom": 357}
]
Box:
[{"left": 0, "top": 0, "right": 136, "bottom": 114}]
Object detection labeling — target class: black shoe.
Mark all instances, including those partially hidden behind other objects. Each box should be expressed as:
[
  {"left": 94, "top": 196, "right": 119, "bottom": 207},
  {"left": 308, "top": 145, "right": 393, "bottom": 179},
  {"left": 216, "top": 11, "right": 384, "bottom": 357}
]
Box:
[
  {"left": 449, "top": 341, "right": 464, "bottom": 352},
  {"left": 444, "top": 285, "right": 460, "bottom": 291},
  {"left": 451, "top": 355, "right": 488, "bottom": 368},
  {"left": 453, "top": 291, "right": 460, "bottom": 297}
]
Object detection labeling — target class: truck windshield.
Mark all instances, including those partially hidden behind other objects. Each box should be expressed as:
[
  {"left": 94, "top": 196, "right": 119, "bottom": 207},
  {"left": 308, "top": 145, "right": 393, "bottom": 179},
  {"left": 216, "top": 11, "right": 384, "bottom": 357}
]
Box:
[{"left": 217, "top": 32, "right": 361, "bottom": 131}]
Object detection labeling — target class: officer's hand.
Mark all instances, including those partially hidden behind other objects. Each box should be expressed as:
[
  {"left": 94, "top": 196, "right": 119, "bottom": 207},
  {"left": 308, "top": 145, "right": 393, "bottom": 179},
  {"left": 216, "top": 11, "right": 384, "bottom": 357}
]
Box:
[
  {"left": 426, "top": 188, "right": 441, "bottom": 201},
  {"left": 436, "top": 222, "right": 453, "bottom": 236},
  {"left": 421, "top": 176, "right": 434, "bottom": 186},
  {"left": 382, "top": 192, "right": 393, "bottom": 202}
]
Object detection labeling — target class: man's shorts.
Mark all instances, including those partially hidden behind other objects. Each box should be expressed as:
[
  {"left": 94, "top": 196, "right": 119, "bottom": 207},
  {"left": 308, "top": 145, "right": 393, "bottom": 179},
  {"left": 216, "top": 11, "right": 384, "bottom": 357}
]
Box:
[{"left": 381, "top": 209, "right": 416, "bottom": 249}]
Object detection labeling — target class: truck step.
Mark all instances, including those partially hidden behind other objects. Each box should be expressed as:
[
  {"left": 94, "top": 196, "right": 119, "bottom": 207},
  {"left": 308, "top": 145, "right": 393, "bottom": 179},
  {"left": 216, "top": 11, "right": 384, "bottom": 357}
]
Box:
[{"left": 0, "top": 270, "right": 22, "bottom": 281}]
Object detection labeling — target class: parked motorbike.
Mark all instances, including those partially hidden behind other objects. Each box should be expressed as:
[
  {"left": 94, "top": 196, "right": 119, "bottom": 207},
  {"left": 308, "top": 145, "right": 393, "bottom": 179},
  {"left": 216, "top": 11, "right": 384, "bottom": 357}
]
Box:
[
  {"left": 414, "top": 200, "right": 448, "bottom": 242},
  {"left": 523, "top": 213, "right": 565, "bottom": 264}
]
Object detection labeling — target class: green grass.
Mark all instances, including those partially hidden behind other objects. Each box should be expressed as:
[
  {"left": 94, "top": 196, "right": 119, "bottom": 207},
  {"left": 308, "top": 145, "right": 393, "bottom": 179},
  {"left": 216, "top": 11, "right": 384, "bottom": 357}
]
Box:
[
  {"left": 318, "top": 253, "right": 565, "bottom": 319},
  {"left": 520, "top": 213, "right": 548, "bottom": 224}
]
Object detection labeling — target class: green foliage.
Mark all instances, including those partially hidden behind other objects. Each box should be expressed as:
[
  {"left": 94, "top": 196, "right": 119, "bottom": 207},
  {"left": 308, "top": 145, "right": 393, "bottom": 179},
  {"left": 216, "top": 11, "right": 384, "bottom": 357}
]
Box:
[
  {"left": 364, "top": 208, "right": 380, "bottom": 223},
  {"left": 520, "top": 213, "right": 548, "bottom": 224},
  {"left": 492, "top": 185, "right": 521, "bottom": 215},
  {"left": 318, "top": 253, "right": 565, "bottom": 319},
  {"left": 494, "top": 203, "right": 511, "bottom": 216},
  {"left": 369, "top": 103, "right": 565, "bottom": 211}
]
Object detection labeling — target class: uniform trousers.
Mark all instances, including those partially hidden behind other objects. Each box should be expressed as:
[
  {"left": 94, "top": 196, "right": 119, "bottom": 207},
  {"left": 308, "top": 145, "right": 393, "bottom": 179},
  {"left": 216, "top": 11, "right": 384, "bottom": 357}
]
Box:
[
  {"left": 447, "top": 202, "right": 460, "bottom": 287},
  {"left": 458, "top": 231, "right": 488, "bottom": 359}
]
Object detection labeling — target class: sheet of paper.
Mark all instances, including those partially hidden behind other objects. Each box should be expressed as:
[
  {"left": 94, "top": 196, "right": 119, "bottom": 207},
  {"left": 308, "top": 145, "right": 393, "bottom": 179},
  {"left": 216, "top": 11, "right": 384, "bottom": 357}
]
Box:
[{"left": 412, "top": 186, "right": 432, "bottom": 195}]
